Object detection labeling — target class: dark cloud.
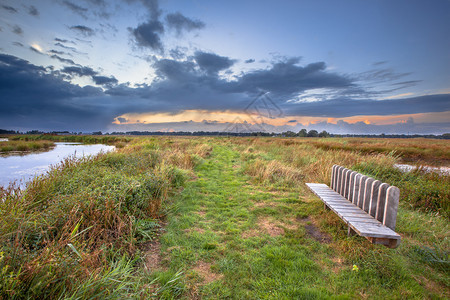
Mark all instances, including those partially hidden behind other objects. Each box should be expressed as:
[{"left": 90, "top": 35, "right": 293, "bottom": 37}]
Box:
[
  {"left": 169, "top": 47, "right": 187, "bottom": 60},
  {"left": 59, "top": 67, "right": 118, "bottom": 86},
  {"left": 245, "top": 59, "right": 255, "bottom": 63},
  {"left": 62, "top": 1, "right": 88, "bottom": 19},
  {"left": 165, "top": 12, "right": 205, "bottom": 35},
  {"left": 49, "top": 49, "right": 69, "bottom": 55},
  {"left": 12, "top": 25, "right": 23, "bottom": 36},
  {"left": 92, "top": 75, "right": 118, "bottom": 85},
  {"left": 283, "top": 94, "right": 450, "bottom": 118},
  {"left": 69, "top": 25, "right": 95, "bottom": 37},
  {"left": 61, "top": 66, "right": 97, "bottom": 76},
  {"left": 27, "top": 5, "right": 39, "bottom": 16},
  {"left": 126, "top": 0, "right": 161, "bottom": 20},
  {"left": 0, "top": 54, "right": 108, "bottom": 131},
  {"left": 50, "top": 54, "right": 77, "bottom": 65},
  {"left": 54, "top": 42, "right": 78, "bottom": 53},
  {"left": 236, "top": 58, "right": 353, "bottom": 97},
  {"left": 0, "top": 52, "right": 447, "bottom": 133},
  {"left": 1, "top": 5, "right": 17, "bottom": 13},
  {"left": 194, "top": 51, "right": 235, "bottom": 75},
  {"left": 130, "top": 20, "right": 164, "bottom": 52},
  {"left": 55, "top": 38, "right": 72, "bottom": 43}
]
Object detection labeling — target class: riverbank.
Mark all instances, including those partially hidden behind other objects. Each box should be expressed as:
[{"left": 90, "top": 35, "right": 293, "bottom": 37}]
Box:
[
  {"left": 0, "top": 140, "right": 55, "bottom": 154},
  {"left": 0, "top": 137, "right": 211, "bottom": 298}
]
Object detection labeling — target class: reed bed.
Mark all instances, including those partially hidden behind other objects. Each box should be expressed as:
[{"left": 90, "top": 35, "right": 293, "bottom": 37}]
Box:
[{"left": 0, "top": 140, "right": 55, "bottom": 153}]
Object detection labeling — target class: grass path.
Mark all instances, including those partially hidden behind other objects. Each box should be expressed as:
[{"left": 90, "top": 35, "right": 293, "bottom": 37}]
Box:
[{"left": 149, "top": 143, "right": 441, "bottom": 299}]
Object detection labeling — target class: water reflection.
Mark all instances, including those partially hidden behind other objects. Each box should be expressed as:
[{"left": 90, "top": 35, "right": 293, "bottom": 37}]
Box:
[
  {"left": 394, "top": 163, "right": 450, "bottom": 176},
  {"left": 0, "top": 142, "right": 115, "bottom": 188}
]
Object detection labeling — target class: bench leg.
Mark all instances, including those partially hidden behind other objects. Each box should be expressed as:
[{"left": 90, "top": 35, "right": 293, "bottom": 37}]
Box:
[
  {"left": 324, "top": 203, "right": 330, "bottom": 210},
  {"left": 367, "top": 237, "right": 401, "bottom": 249},
  {"left": 348, "top": 227, "right": 357, "bottom": 237}
]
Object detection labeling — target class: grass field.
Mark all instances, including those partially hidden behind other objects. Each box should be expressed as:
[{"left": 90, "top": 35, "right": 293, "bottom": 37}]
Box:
[{"left": 0, "top": 136, "right": 448, "bottom": 298}]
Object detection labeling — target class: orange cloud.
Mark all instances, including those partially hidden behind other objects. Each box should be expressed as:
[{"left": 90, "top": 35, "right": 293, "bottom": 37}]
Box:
[{"left": 113, "top": 110, "right": 450, "bottom": 127}]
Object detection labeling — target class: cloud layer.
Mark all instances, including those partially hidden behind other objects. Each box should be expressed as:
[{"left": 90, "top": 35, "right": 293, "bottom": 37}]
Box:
[{"left": 0, "top": 52, "right": 448, "bottom": 133}]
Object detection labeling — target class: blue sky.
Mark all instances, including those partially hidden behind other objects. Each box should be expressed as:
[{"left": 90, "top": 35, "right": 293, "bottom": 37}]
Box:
[{"left": 0, "top": 0, "right": 449, "bottom": 134}]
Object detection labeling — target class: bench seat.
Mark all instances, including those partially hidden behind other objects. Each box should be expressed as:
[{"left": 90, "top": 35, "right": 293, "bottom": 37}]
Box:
[{"left": 306, "top": 183, "right": 401, "bottom": 248}]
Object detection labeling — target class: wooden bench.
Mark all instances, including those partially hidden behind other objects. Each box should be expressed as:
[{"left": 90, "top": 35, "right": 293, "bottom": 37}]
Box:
[{"left": 306, "top": 165, "right": 401, "bottom": 248}]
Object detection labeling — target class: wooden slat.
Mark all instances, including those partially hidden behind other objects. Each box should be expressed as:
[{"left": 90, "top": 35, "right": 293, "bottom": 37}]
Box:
[
  {"left": 331, "top": 165, "right": 338, "bottom": 189},
  {"left": 384, "top": 186, "right": 400, "bottom": 230},
  {"left": 363, "top": 177, "right": 375, "bottom": 213},
  {"left": 375, "top": 183, "right": 389, "bottom": 223},
  {"left": 350, "top": 222, "right": 400, "bottom": 239},
  {"left": 368, "top": 180, "right": 381, "bottom": 218},
  {"left": 352, "top": 173, "right": 362, "bottom": 205},
  {"left": 348, "top": 171, "right": 357, "bottom": 203},
  {"left": 357, "top": 175, "right": 368, "bottom": 209}
]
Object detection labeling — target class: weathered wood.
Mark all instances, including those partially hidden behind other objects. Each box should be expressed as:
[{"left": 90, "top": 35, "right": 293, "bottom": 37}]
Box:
[
  {"left": 339, "top": 168, "right": 348, "bottom": 196},
  {"left": 342, "top": 168, "right": 351, "bottom": 197},
  {"left": 367, "top": 237, "right": 401, "bottom": 248},
  {"left": 348, "top": 171, "right": 357, "bottom": 203},
  {"left": 352, "top": 173, "right": 362, "bottom": 205},
  {"left": 368, "top": 180, "right": 382, "bottom": 217},
  {"left": 357, "top": 175, "right": 368, "bottom": 209},
  {"left": 375, "top": 183, "right": 389, "bottom": 223},
  {"left": 331, "top": 165, "right": 338, "bottom": 189},
  {"left": 305, "top": 165, "right": 401, "bottom": 249},
  {"left": 384, "top": 186, "right": 400, "bottom": 230},
  {"left": 362, "top": 177, "right": 375, "bottom": 213},
  {"left": 348, "top": 227, "right": 357, "bottom": 236},
  {"left": 344, "top": 169, "right": 352, "bottom": 198}
]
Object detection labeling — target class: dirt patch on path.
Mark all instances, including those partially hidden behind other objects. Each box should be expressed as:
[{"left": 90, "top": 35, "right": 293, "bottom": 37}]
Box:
[
  {"left": 144, "top": 240, "right": 165, "bottom": 271},
  {"left": 242, "top": 217, "right": 298, "bottom": 238},
  {"left": 299, "top": 217, "right": 332, "bottom": 243},
  {"left": 193, "top": 261, "right": 223, "bottom": 284}
]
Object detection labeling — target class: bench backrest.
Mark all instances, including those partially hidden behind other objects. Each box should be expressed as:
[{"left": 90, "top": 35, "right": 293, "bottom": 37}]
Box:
[{"left": 330, "top": 165, "right": 400, "bottom": 231}]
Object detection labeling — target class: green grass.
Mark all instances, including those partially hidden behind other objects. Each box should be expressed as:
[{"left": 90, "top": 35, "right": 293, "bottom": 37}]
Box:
[
  {"left": 1, "top": 136, "right": 448, "bottom": 298},
  {"left": 151, "top": 141, "right": 448, "bottom": 298}
]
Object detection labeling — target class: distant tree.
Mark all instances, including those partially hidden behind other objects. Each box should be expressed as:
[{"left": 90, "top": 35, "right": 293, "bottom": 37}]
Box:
[
  {"left": 284, "top": 130, "right": 297, "bottom": 137},
  {"left": 307, "top": 130, "right": 319, "bottom": 137},
  {"left": 318, "top": 130, "right": 330, "bottom": 137},
  {"left": 92, "top": 131, "right": 102, "bottom": 135},
  {"left": 298, "top": 129, "right": 307, "bottom": 137}
]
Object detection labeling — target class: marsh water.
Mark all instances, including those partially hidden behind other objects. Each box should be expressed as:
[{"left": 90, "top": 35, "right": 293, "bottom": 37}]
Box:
[
  {"left": 394, "top": 163, "right": 450, "bottom": 176},
  {"left": 0, "top": 142, "right": 115, "bottom": 188}
]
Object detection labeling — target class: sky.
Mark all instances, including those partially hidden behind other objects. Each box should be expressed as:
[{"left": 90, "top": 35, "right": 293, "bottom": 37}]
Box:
[{"left": 0, "top": 0, "right": 449, "bottom": 134}]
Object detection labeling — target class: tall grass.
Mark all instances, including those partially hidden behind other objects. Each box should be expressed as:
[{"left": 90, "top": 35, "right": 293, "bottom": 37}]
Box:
[
  {"left": 0, "top": 137, "right": 210, "bottom": 298},
  {"left": 308, "top": 137, "right": 450, "bottom": 165},
  {"left": 0, "top": 140, "right": 55, "bottom": 153},
  {"left": 233, "top": 137, "right": 449, "bottom": 217},
  {"left": 9, "top": 134, "right": 132, "bottom": 146}
]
